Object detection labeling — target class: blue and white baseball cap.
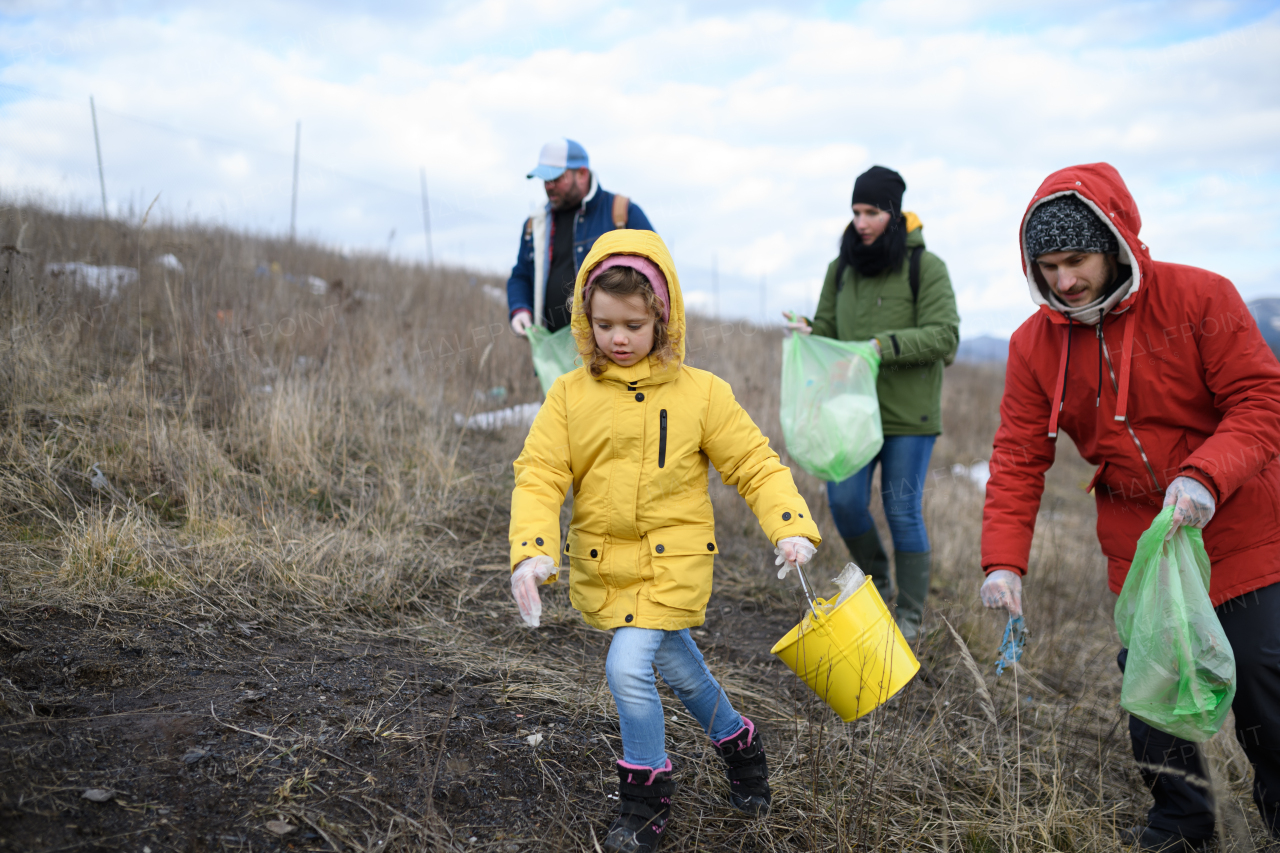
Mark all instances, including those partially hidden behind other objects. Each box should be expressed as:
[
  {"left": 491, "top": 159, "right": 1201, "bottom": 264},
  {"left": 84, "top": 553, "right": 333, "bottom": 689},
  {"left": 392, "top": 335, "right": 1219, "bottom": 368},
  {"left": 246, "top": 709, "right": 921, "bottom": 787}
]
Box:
[{"left": 527, "top": 138, "right": 589, "bottom": 181}]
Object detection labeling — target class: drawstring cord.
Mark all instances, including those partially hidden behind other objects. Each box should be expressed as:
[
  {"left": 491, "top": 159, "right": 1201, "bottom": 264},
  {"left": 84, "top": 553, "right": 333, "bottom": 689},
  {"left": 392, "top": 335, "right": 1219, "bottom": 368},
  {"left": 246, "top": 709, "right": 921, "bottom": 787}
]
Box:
[
  {"left": 1061, "top": 315, "right": 1073, "bottom": 416},
  {"left": 1096, "top": 325, "right": 1103, "bottom": 407},
  {"left": 1047, "top": 316, "right": 1074, "bottom": 439}
]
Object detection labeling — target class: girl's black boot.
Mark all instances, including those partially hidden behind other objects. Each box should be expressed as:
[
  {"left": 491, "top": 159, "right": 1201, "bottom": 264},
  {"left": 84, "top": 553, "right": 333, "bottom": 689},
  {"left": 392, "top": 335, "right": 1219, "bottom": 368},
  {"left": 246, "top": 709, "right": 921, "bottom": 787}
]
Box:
[
  {"left": 713, "top": 717, "right": 771, "bottom": 815},
  {"left": 603, "top": 759, "right": 674, "bottom": 853}
]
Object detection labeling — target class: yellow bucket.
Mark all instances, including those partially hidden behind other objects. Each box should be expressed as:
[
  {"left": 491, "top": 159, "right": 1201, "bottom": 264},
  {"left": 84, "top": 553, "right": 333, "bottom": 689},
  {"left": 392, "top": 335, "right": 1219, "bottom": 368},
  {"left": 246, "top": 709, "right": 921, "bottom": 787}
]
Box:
[{"left": 770, "top": 580, "right": 920, "bottom": 721}]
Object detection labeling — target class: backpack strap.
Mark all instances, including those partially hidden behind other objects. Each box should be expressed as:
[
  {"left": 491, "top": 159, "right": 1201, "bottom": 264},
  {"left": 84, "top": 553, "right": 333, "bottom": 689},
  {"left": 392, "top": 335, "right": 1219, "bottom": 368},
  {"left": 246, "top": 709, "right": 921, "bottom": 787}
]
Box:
[
  {"left": 909, "top": 245, "right": 924, "bottom": 301},
  {"left": 611, "top": 194, "right": 630, "bottom": 229}
]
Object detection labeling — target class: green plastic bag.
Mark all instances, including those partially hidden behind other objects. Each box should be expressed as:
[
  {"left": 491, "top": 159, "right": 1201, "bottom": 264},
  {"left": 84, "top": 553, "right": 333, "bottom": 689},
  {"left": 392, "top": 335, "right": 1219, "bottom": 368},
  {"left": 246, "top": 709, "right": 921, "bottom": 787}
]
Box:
[
  {"left": 1114, "top": 507, "right": 1236, "bottom": 742},
  {"left": 526, "top": 325, "right": 581, "bottom": 396},
  {"left": 779, "top": 333, "right": 883, "bottom": 482}
]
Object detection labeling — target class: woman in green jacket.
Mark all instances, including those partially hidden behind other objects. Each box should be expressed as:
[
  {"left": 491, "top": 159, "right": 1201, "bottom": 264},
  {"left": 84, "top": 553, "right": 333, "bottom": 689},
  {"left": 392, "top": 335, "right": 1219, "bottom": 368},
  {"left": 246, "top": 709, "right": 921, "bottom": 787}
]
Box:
[{"left": 787, "top": 166, "right": 959, "bottom": 640}]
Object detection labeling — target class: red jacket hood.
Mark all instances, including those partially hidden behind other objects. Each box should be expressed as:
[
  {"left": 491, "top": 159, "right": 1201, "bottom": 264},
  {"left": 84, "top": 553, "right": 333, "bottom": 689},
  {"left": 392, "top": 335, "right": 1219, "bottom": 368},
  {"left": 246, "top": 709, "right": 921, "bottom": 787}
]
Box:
[{"left": 1019, "top": 162, "right": 1156, "bottom": 328}]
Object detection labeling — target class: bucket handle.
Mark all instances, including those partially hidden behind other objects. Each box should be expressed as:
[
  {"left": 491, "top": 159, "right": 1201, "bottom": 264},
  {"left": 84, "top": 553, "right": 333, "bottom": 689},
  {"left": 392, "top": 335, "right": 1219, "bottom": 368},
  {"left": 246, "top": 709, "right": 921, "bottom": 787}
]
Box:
[{"left": 792, "top": 562, "right": 823, "bottom": 622}]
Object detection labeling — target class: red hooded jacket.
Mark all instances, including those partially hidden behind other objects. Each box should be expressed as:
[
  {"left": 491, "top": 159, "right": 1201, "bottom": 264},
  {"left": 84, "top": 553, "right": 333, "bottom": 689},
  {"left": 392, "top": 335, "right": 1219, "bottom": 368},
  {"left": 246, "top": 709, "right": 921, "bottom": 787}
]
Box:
[{"left": 981, "top": 163, "right": 1280, "bottom": 605}]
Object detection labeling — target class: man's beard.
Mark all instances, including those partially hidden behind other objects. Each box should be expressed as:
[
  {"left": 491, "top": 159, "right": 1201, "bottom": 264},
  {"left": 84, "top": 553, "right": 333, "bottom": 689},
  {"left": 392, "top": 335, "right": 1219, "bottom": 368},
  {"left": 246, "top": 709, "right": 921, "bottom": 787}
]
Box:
[{"left": 552, "top": 190, "right": 585, "bottom": 211}]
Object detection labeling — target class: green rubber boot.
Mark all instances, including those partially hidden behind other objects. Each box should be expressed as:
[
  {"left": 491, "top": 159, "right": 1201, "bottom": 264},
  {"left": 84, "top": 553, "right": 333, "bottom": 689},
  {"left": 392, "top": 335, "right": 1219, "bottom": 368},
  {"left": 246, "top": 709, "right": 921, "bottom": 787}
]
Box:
[
  {"left": 893, "top": 550, "right": 932, "bottom": 642},
  {"left": 842, "top": 529, "right": 892, "bottom": 603}
]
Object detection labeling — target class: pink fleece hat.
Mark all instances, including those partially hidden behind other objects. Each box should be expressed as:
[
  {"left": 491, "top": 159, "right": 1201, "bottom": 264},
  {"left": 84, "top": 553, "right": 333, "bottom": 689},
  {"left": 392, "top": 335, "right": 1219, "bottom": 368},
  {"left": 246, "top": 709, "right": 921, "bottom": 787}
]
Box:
[{"left": 583, "top": 254, "right": 670, "bottom": 323}]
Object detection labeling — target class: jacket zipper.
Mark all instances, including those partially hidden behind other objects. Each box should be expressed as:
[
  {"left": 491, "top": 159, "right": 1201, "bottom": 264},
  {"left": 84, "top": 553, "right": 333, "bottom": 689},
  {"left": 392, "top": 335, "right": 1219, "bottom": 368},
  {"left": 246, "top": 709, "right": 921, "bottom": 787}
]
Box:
[
  {"left": 658, "top": 409, "right": 667, "bottom": 468},
  {"left": 1098, "top": 322, "right": 1160, "bottom": 491}
]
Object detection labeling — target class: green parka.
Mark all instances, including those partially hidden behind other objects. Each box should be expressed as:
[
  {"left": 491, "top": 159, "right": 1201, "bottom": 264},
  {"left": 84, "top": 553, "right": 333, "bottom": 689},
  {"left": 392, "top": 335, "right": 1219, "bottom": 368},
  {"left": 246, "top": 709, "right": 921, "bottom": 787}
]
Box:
[{"left": 810, "top": 213, "right": 959, "bottom": 435}]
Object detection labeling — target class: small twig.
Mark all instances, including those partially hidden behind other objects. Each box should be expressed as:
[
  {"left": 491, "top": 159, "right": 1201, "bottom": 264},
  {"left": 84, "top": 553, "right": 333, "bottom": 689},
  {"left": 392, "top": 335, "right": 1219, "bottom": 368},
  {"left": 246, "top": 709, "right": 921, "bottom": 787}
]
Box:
[
  {"left": 299, "top": 811, "right": 343, "bottom": 853},
  {"left": 0, "top": 706, "right": 186, "bottom": 730},
  {"left": 209, "top": 700, "right": 278, "bottom": 742},
  {"left": 135, "top": 675, "right": 167, "bottom": 698},
  {"left": 360, "top": 794, "right": 427, "bottom": 831},
  {"left": 425, "top": 688, "right": 458, "bottom": 816},
  {"left": 313, "top": 746, "right": 372, "bottom": 776}
]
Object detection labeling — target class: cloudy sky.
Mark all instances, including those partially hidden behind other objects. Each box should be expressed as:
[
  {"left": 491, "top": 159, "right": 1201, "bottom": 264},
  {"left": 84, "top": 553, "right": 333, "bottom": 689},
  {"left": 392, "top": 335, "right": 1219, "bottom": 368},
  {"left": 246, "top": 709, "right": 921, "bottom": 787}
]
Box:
[{"left": 1, "top": 1, "right": 1278, "bottom": 335}]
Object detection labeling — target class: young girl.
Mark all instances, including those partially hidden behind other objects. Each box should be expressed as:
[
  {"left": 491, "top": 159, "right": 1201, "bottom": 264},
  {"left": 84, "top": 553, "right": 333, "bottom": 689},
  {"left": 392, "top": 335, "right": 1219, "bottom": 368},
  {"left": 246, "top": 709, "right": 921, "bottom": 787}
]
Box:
[{"left": 508, "top": 229, "right": 820, "bottom": 853}]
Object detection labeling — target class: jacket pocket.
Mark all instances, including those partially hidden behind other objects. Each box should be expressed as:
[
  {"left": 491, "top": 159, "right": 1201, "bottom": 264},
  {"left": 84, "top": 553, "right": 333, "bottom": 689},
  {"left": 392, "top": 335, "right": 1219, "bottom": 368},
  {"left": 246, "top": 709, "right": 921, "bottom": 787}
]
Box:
[
  {"left": 658, "top": 409, "right": 668, "bottom": 469},
  {"left": 1086, "top": 461, "right": 1110, "bottom": 495},
  {"left": 566, "top": 529, "right": 608, "bottom": 613},
  {"left": 645, "top": 524, "right": 717, "bottom": 611}
]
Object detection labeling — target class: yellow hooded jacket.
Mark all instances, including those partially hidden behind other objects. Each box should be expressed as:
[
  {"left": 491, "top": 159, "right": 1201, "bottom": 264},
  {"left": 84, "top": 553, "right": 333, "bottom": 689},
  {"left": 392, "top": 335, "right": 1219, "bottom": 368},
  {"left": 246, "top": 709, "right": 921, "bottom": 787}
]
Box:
[{"left": 509, "top": 230, "right": 821, "bottom": 631}]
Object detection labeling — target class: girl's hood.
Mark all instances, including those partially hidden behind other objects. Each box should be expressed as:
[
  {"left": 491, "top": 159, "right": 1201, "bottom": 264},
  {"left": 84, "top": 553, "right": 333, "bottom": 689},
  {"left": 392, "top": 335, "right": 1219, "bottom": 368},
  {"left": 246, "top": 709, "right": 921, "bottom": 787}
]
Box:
[
  {"left": 571, "top": 230, "right": 687, "bottom": 379},
  {"left": 1019, "top": 162, "right": 1154, "bottom": 327}
]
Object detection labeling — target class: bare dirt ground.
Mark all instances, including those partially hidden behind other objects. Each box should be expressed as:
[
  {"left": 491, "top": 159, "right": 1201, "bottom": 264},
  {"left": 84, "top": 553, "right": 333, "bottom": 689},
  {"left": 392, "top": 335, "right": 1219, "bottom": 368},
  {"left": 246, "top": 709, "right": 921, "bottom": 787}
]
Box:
[{"left": 0, "top": 588, "right": 829, "bottom": 853}]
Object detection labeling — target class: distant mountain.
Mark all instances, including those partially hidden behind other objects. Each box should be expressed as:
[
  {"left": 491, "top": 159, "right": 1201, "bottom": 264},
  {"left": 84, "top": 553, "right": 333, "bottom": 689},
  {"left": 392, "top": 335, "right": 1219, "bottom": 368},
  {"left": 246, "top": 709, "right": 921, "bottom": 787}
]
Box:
[
  {"left": 955, "top": 334, "right": 1009, "bottom": 363},
  {"left": 951, "top": 301, "right": 1280, "bottom": 366},
  {"left": 1248, "top": 298, "right": 1280, "bottom": 359}
]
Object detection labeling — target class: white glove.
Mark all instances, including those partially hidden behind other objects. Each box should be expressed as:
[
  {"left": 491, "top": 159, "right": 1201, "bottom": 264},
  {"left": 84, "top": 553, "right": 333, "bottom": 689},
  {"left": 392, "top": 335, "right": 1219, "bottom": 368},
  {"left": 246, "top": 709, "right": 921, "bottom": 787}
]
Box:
[
  {"left": 782, "top": 311, "right": 811, "bottom": 335},
  {"left": 511, "top": 555, "right": 557, "bottom": 627},
  {"left": 1163, "top": 475, "right": 1215, "bottom": 537},
  {"left": 774, "top": 536, "right": 817, "bottom": 579},
  {"left": 510, "top": 310, "right": 533, "bottom": 337},
  {"left": 980, "top": 568, "right": 1023, "bottom": 617}
]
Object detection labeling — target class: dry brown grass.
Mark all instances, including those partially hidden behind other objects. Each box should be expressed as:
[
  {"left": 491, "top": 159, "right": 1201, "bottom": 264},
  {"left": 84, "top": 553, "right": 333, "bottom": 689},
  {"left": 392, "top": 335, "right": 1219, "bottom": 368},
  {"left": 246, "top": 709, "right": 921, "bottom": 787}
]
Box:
[{"left": 0, "top": 203, "right": 1271, "bottom": 851}]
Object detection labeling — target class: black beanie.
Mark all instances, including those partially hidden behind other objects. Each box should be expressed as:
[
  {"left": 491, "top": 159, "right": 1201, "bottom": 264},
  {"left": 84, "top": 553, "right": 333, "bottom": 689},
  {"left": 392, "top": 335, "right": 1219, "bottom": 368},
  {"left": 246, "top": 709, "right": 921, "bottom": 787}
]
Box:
[
  {"left": 1025, "top": 194, "right": 1119, "bottom": 260},
  {"left": 851, "top": 166, "right": 906, "bottom": 215}
]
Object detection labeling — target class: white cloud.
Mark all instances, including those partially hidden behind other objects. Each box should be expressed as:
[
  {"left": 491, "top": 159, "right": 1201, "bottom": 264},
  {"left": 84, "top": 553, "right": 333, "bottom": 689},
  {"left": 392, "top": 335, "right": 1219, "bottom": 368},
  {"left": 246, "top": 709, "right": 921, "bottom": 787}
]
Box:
[{"left": 0, "top": 2, "right": 1277, "bottom": 336}]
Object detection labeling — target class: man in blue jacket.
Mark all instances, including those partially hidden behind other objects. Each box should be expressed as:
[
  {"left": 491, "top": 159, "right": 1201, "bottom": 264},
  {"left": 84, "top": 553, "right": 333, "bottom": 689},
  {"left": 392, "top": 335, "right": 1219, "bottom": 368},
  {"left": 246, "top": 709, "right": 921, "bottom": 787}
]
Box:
[{"left": 507, "top": 139, "right": 653, "bottom": 335}]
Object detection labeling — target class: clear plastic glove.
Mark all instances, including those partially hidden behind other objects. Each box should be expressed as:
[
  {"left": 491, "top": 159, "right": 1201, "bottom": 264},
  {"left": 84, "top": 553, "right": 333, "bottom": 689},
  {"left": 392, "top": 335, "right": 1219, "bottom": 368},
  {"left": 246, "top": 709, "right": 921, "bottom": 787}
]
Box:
[
  {"left": 510, "top": 310, "right": 533, "bottom": 337},
  {"left": 510, "top": 555, "right": 557, "bottom": 627},
  {"left": 980, "top": 568, "right": 1023, "bottom": 617},
  {"left": 1163, "top": 475, "right": 1215, "bottom": 537},
  {"left": 782, "top": 311, "right": 811, "bottom": 335},
  {"left": 774, "top": 536, "right": 817, "bottom": 579}
]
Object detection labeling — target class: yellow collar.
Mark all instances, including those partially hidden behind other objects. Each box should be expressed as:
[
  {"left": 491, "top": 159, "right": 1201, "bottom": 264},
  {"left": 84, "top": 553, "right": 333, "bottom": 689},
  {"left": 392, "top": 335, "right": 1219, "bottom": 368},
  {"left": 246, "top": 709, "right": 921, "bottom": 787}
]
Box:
[{"left": 596, "top": 354, "right": 681, "bottom": 387}]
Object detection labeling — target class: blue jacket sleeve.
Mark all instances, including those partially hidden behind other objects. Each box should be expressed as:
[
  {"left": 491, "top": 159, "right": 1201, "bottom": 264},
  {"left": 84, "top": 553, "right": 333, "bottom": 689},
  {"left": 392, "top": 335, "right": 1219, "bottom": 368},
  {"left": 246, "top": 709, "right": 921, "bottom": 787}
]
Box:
[
  {"left": 506, "top": 218, "right": 535, "bottom": 317},
  {"left": 626, "top": 203, "right": 653, "bottom": 232}
]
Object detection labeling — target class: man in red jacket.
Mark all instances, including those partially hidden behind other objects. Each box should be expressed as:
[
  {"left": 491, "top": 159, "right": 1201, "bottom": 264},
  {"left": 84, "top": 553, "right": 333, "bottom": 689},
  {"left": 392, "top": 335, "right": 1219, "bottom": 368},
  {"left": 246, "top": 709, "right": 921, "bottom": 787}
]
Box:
[{"left": 979, "top": 163, "right": 1280, "bottom": 852}]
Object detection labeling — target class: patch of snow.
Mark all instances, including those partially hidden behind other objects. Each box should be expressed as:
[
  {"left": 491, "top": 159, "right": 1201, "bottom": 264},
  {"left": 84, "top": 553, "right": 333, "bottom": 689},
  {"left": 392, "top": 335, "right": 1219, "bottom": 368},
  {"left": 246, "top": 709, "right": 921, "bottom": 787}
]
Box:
[
  {"left": 306, "top": 275, "right": 328, "bottom": 295},
  {"left": 482, "top": 284, "right": 505, "bottom": 304},
  {"left": 153, "top": 253, "right": 184, "bottom": 273},
  {"left": 46, "top": 262, "right": 138, "bottom": 298},
  {"left": 951, "top": 460, "right": 990, "bottom": 490},
  {"left": 454, "top": 402, "right": 541, "bottom": 431}
]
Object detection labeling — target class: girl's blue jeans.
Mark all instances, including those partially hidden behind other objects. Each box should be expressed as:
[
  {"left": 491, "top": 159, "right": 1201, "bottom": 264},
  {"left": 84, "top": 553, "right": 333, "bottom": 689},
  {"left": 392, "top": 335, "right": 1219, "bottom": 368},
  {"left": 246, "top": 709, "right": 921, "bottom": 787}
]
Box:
[
  {"left": 606, "top": 627, "right": 744, "bottom": 769},
  {"left": 826, "top": 433, "right": 937, "bottom": 553}
]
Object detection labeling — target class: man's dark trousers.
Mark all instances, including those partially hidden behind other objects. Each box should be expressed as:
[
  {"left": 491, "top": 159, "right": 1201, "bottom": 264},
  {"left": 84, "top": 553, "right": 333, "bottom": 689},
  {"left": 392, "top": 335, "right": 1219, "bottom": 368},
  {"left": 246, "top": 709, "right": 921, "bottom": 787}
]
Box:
[{"left": 1118, "top": 581, "right": 1280, "bottom": 840}]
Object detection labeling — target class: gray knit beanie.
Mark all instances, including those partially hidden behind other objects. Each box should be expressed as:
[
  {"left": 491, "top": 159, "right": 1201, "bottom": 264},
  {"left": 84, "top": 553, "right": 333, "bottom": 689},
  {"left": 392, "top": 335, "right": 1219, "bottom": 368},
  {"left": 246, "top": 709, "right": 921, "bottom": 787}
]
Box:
[{"left": 1025, "top": 194, "right": 1118, "bottom": 260}]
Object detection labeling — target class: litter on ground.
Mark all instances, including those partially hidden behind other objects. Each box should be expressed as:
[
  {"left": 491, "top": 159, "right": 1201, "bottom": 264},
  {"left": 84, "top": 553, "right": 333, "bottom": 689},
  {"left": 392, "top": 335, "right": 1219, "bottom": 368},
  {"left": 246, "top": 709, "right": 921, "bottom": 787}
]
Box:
[
  {"left": 45, "top": 262, "right": 137, "bottom": 298},
  {"left": 454, "top": 402, "right": 541, "bottom": 431},
  {"left": 995, "top": 615, "right": 1027, "bottom": 677}
]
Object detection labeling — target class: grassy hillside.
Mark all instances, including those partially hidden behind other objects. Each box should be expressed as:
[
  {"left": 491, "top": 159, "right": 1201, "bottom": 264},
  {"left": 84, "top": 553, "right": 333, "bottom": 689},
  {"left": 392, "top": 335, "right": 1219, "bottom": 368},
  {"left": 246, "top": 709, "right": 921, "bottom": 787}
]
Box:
[{"left": 0, "top": 206, "right": 1266, "bottom": 852}]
